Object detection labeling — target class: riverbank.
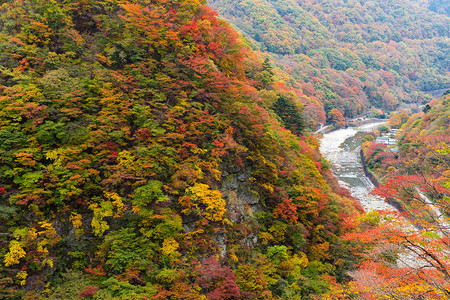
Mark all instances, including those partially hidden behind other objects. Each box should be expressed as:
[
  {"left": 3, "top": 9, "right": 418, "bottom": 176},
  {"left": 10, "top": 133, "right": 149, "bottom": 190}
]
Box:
[
  {"left": 359, "top": 148, "right": 405, "bottom": 213},
  {"left": 319, "top": 122, "right": 394, "bottom": 212},
  {"left": 314, "top": 118, "right": 385, "bottom": 135},
  {"left": 347, "top": 117, "right": 385, "bottom": 128}
]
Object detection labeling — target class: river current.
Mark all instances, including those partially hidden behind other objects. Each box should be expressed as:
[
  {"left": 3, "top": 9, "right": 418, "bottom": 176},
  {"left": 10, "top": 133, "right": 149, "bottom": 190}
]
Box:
[
  {"left": 320, "top": 123, "right": 395, "bottom": 212},
  {"left": 320, "top": 123, "right": 444, "bottom": 268}
]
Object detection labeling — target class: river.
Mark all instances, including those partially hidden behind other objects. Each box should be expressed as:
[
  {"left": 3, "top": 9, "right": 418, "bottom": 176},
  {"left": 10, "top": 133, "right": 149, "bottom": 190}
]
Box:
[
  {"left": 320, "top": 123, "right": 449, "bottom": 269},
  {"left": 320, "top": 122, "right": 395, "bottom": 212}
]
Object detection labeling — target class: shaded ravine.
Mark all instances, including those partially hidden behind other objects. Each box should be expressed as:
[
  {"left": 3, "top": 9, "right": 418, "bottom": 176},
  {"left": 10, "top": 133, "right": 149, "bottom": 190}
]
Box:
[{"left": 319, "top": 122, "right": 395, "bottom": 212}]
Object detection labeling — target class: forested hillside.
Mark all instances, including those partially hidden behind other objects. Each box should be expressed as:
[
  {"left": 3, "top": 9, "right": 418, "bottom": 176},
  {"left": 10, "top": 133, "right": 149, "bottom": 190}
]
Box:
[
  {"left": 411, "top": 0, "right": 450, "bottom": 16},
  {"left": 362, "top": 92, "right": 449, "bottom": 182},
  {"left": 348, "top": 94, "right": 450, "bottom": 298},
  {"left": 208, "top": 0, "right": 450, "bottom": 128},
  {"left": 0, "top": 0, "right": 363, "bottom": 298}
]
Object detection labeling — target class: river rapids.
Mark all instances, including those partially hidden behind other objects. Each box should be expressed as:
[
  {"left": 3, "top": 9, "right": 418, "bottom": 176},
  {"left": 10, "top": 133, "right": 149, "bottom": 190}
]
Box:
[
  {"left": 320, "top": 123, "right": 445, "bottom": 268},
  {"left": 320, "top": 122, "right": 395, "bottom": 212}
]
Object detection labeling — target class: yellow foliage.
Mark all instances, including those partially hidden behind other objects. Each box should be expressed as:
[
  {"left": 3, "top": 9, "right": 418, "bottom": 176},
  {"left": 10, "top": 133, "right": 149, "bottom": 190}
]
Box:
[
  {"left": 191, "top": 147, "right": 208, "bottom": 155},
  {"left": 104, "top": 191, "right": 126, "bottom": 218},
  {"left": 436, "top": 143, "right": 449, "bottom": 156},
  {"left": 16, "top": 270, "right": 27, "bottom": 286},
  {"left": 229, "top": 252, "right": 239, "bottom": 262},
  {"left": 41, "top": 282, "right": 52, "bottom": 296},
  {"left": 69, "top": 213, "right": 82, "bottom": 229},
  {"left": 28, "top": 228, "right": 37, "bottom": 239},
  {"left": 117, "top": 150, "right": 136, "bottom": 170},
  {"left": 4, "top": 241, "right": 26, "bottom": 267},
  {"left": 277, "top": 253, "right": 309, "bottom": 279},
  {"left": 36, "top": 242, "right": 49, "bottom": 255},
  {"left": 89, "top": 202, "right": 113, "bottom": 236},
  {"left": 292, "top": 252, "right": 309, "bottom": 270},
  {"left": 91, "top": 217, "right": 109, "bottom": 237},
  {"left": 38, "top": 221, "right": 57, "bottom": 237},
  {"left": 23, "top": 84, "right": 44, "bottom": 101},
  {"left": 222, "top": 217, "right": 233, "bottom": 226},
  {"left": 182, "top": 183, "right": 226, "bottom": 221},
  {"left": 184, "top": 229, "right": 204, "bottom": 240},
  {"left": 45, "top": 149, "right": 64, "bottom": 167},
  {"left": 160, "top": 238, "right": 179, "bottom": 256},
  {"left": 259, "top": 231, "right": 274, "bottom": 245},
  {"left": 261, "top": 183, "right": 274, "bottom": 194},
  {"left": 387, "top": 166, "right": 396, "bottom": 173},
  {"left": 132, "top": 205, "right": 141, "bottom": 214},
  {"left": 268, "top": 222, "right": 287, "bottom": 243},
  {"left": 43, "top": 258, "right": 54, "bottom": 268}
]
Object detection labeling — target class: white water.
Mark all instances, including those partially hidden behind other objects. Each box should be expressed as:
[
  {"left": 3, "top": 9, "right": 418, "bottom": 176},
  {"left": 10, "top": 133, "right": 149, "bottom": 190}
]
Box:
[
  {"left": 320, "top": 123, "right": 420, "bottom": 268},
  {"left": 320, "top": 123, "right": 450, "bottom": 269},
  {"left": 320, "top": 122, "right": 395, "bottom": 212}
]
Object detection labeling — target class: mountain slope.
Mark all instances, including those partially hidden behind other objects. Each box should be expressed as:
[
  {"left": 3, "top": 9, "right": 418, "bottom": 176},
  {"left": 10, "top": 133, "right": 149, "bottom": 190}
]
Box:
[
  {"left": 0, "top": 0, "right": 360, "bottom": 298},
  {"left": 209, "top": 0, "right": 450, "bottom": 127}
]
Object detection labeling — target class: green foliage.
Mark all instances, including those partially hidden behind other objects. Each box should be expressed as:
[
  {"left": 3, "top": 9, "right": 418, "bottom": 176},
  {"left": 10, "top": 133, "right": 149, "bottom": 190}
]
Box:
[
  {"left": 133, "top": 180, "right": 168, "bottom": 207},
  {"left": 46, "top": 271, "right": 92, "bottom": 300},
  {"left": 265, "top": 245, "right": 289, "bottom": 265},
  {"left": 378, "top": 124, "right": 389, "bottom": 134},
  {"left": 272, "top": 95, "right": 305, "bottom": 135},
  {"left": 97, "top": 277, "right": 156, "bottom": 299},
  {"left": 301, "top": 261, "right": 333, "bottom": 295},
  {"left": 99, "top": 228, "right": 151, "bottom": 273},
  {"left": 361, "top": 134, "right": 375, "bottom": 143}
]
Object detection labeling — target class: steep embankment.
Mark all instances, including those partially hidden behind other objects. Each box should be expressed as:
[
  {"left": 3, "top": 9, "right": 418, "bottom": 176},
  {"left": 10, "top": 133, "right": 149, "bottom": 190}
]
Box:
[
  {"left": 0, "top": 0, "right": 361, "bottom": 298},
  {"left": 362, "top": 92, "right": 449, "bottom": 183},
  {"left": 344, "top": 93, "right": 450, "bottom": 299}
]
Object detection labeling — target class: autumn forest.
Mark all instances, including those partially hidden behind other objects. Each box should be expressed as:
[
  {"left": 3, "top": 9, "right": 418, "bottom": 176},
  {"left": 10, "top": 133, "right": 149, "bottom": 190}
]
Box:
[{"left": 0, "top": 0, "right": 448, "bottom": 299}]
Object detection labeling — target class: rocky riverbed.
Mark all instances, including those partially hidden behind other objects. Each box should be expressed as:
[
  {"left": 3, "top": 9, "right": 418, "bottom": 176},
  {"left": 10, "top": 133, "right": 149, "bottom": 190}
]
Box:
[{"left": 319, "top": 123, "right": 395, "bottom": 212}]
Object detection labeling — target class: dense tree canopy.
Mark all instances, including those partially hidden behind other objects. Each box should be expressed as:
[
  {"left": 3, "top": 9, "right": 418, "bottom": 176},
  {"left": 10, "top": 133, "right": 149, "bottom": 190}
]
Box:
[
  {"left": 0, "top": 0, "right": 362, "bottom": 298},
  {"left": 0, "top": 0, "right": 447, "bottom": 298},
  {"left": 209, "top": 0, "right": 449, "bottom": 127}
]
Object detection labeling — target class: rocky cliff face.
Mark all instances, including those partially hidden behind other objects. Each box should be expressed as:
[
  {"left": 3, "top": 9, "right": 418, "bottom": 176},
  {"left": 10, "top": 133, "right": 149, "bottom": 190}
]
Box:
[{"left": 222, "top": 167, "right": 260, "bottom": 222}]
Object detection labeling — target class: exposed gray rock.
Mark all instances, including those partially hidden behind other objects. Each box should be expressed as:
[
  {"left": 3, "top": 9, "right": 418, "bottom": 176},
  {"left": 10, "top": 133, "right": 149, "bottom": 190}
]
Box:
[
  {"left": 182, "top": 222, "right": 195, "bottom": 233},
  {"left": 242, "top": 233, "right": 258, "bottom": 248},
  {"left": 215, "top": 233, "right": 227, "bottom": 258},
  {"left": 221, "top": 167, "right": 260, "bottom": 223}
]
